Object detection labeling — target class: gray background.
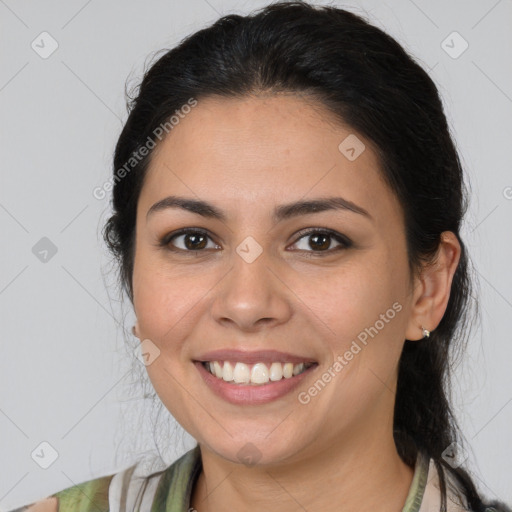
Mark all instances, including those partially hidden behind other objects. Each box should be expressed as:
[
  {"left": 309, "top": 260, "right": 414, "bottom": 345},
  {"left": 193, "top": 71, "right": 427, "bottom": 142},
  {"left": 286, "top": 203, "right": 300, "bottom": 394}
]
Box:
[{"left": 1, "top": 0, "right": 511, "bottom": 509}]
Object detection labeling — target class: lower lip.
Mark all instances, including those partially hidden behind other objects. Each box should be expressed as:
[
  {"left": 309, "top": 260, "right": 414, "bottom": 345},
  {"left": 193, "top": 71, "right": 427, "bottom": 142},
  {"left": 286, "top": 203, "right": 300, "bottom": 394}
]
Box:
[{"left": 194, "top": 362, "right": 317, "bottom": 405}]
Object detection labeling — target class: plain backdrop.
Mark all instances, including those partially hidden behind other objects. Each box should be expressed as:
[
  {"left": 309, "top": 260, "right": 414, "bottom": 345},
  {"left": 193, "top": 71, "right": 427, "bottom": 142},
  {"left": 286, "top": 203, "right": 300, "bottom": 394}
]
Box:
[{"left": 1, "top": 0, "right": 511, "bottom": 509}]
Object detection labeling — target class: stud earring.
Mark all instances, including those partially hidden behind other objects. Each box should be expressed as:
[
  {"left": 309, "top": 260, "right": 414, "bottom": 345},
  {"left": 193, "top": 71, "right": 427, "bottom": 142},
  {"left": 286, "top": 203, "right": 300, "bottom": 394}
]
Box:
[{"left": 421, "top": 326, "right": 430, "bottom": 338}]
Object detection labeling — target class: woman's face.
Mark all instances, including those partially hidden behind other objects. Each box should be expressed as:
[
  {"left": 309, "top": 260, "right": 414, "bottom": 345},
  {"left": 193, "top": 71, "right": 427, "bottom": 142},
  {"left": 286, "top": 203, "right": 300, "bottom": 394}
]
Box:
[{"left": 132, "top": 94, "right": 419, "bottom": 465}]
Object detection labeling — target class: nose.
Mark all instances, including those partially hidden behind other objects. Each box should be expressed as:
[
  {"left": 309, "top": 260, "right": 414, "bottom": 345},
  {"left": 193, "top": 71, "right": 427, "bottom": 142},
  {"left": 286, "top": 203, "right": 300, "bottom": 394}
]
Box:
[{"left": 210, "top": 247, "right": 293, "bottom": 333}]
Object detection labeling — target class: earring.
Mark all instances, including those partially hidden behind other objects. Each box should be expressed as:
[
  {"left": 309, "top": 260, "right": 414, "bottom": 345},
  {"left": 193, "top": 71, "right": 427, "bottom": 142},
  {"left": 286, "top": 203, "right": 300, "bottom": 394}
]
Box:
[
  {"left": 132, "top": 325, "right": 137, "bottom": 337},
  {"left": 421, "top": 326, "right": 430, "bottom": 338}
]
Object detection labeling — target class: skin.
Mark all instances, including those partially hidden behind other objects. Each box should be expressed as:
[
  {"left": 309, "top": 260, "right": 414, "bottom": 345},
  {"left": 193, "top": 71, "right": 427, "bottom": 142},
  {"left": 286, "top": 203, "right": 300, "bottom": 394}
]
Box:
[{"left": 129, "top": 93, "right": 460, "bottom": 512}]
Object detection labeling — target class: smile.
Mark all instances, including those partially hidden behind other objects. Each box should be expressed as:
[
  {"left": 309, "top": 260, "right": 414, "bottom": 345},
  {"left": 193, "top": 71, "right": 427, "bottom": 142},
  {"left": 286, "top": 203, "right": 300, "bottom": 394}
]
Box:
[{"left": 194, "top": 349, "right": 318, "bottom": 404}]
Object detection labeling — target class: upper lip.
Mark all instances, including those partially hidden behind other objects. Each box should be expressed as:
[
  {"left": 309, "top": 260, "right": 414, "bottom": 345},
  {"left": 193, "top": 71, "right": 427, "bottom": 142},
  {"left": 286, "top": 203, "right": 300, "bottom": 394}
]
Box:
[{"left": 194, "top": 349, "right": 317, "bottom": 365}]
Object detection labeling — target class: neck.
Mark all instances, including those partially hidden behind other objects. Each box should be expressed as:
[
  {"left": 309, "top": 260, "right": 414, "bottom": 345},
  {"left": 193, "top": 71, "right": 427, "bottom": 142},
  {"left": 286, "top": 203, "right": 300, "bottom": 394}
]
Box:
[{"left": 190, "top": 418, "right": 415, "bottom": 512}]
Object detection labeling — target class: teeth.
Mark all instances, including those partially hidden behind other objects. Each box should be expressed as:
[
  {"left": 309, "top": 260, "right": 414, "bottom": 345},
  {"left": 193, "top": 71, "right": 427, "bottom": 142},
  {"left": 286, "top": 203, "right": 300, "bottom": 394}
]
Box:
[
  {"left": 233, "top": 362, "right": 250, "bottom": 383},
  {"left": 251, "top": 363, "right": 269, "bottom": 384},
  {"left": 213, "top": 361, "right": 223, "bottom": 378},
  {"left": 204, "top": 360, "right": 312, "bottom": 385},
  {"left": 222, "top": 361, "right": 234, "bottom": 381},
  {"left": 283, "top": 363, "right": 293, "bottom": 379},
  {"left": 293, "top": 363, "right": 305, "bottom": 376},
  {"left": 269, "top": 362, "right": 283, "bottom": 381}
]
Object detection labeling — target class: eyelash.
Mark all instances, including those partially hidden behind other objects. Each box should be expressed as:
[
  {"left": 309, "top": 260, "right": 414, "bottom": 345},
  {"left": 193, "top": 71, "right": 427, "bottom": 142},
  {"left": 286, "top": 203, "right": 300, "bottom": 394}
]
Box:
[{"left": 158, "top": 227, "right": 352, "bottom": 256}]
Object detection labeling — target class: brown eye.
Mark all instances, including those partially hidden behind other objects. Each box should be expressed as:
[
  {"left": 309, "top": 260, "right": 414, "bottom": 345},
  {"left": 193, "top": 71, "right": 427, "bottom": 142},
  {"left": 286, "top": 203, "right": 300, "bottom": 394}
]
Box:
[
  {"left": 290, "top": 229, "right": 352, "bottom": 254},
  {"left": 307, "top": 233, "right": 331, "bottom": 251},
  {"left": 181, "top": 232, "right": 208, "bottom": 250},
  {"left": 161, "top": 229, "right": 220, "bottom": 253}
]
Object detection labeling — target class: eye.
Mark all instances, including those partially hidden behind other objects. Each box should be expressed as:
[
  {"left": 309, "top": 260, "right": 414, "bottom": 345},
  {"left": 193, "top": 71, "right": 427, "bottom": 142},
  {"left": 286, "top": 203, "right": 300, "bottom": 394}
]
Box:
[
  {"left": 160, "top": 228, "right": 220, "bottom": 253},
  {"left": 289, "top": 228, "right": 352, "bottom": 255},
  {"left": 159, "top": 227, "right": 352, "bottom": 256}
]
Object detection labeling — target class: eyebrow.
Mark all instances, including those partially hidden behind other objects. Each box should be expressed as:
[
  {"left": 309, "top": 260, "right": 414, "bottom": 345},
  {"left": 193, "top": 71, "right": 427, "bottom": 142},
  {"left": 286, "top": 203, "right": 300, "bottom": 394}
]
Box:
[{"left": 146, "top": 195, "right": 373, "bottom": 223}]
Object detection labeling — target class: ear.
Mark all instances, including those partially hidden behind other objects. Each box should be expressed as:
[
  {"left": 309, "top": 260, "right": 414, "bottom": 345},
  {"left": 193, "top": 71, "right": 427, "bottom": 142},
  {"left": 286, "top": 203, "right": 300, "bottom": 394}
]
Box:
[
  {"left": 132, "top": 321, "right": 140, "bottom": 339},
  {"left": 405, "top": 231, "right": 461, "bottom": 341}
]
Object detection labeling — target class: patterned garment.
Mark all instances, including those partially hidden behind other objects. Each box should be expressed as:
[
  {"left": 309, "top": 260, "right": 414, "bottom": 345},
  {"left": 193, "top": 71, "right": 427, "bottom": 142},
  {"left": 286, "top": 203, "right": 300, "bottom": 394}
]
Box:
[{"left": 7, "top": 446, "right": 509, "bottom": 511}]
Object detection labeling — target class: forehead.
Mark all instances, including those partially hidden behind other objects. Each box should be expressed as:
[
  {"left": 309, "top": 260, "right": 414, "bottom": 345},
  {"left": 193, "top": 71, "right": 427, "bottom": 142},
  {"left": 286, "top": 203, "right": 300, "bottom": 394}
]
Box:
[{"left": 139, "top": 94, "right": 402, "bottom": 227}]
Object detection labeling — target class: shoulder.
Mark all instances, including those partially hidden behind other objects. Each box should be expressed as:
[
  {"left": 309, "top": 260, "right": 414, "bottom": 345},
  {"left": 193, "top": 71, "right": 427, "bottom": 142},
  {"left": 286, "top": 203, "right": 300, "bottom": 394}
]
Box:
[
  {"left": 9, "top": 472, "right": 115, "bottom": 512},
  {"left": 483, "top": 501, "right": 512, "bottom": 512},
  {"left": 13, "top": 497, "right": 58, "bottom": 511},
  {"left": 52, "top": 472, "right": 115, "bottom": 511},
  {"left": 419, "top": 458, "right": 471, "bottom": 512},
  {"left": 421, "top": 459, "right": 512, "bottom": 512},
  {"left": 9, "top": 447, "right": 202, "bottom": 512}
]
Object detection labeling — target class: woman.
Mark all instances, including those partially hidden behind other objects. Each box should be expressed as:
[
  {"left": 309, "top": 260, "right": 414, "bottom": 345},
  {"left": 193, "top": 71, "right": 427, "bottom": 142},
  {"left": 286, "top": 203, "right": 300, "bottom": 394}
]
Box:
[{"left": 14, "top": 1, "right": 511, "bottom": 511}]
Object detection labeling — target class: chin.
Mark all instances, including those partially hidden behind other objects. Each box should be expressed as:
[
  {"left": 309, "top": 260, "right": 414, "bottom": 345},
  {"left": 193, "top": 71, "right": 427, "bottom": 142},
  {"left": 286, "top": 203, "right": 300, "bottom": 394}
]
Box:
[{"left": 197, "top": 429, "right": 311, "bottom": 468}]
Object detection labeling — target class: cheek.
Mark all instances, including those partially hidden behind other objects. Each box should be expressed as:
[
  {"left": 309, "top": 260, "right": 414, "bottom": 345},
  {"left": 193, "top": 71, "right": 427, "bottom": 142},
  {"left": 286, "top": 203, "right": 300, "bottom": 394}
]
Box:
[
  {"left": 307, "top": 269, "right": 406, "bottom": 413},
  {"left": 294, "top": 264, "right": 392, "bottom": 342},
  {"left": 302, "top": 259, "right": 407, "bottom": 373},
  {"left": 132, "top": 249, "right": 202, "bottom": 342}
]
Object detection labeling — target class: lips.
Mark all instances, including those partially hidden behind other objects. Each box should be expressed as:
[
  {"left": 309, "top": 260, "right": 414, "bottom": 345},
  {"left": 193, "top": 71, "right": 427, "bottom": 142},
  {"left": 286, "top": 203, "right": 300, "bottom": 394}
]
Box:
[{"left": 195, "top": 349, "right": 317, "bottom": 365}]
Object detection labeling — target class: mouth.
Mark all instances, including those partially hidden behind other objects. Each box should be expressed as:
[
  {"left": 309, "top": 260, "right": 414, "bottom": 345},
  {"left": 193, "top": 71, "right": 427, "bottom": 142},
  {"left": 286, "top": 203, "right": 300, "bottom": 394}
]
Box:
[
  {"left": 200, "top": 360, "right": 316, "bottom": 385},
  {"left": 193, "top": 349, "right": 319, "bottom": 405}
]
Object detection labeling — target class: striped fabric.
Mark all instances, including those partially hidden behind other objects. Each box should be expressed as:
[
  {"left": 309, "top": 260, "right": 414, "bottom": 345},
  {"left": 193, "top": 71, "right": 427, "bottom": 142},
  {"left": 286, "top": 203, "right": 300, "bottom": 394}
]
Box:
[{"left": 10, "top": 445, "right": 500, "bottom": 512}]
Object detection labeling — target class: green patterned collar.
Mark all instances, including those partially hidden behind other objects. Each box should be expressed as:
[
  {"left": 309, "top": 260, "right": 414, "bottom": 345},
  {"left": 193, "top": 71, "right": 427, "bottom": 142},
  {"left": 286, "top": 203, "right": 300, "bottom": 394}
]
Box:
[
  {"left": 402, "top": 451, "right": 431, "bottom": 512},
  {"left": 151, "top": 446, "right": 431, "bottom": 512}
]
